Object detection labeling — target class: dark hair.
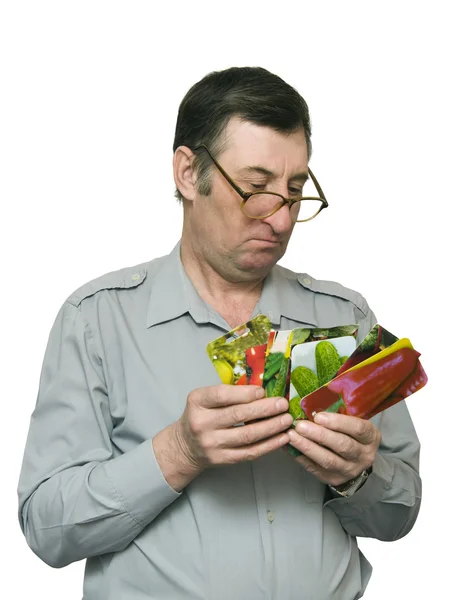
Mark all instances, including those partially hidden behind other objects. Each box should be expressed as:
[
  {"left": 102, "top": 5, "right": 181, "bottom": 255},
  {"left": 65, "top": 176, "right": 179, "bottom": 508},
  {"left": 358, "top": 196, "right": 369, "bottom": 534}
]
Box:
[{"left": 173, "top": 66, "right": 312, "bottom": 202}]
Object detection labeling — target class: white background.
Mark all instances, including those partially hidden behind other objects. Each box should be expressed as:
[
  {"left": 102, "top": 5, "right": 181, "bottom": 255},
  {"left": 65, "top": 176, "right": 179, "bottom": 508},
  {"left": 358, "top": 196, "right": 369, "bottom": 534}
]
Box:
[{"left": 1, "top": 1, "right": 457, "bottom": 598}]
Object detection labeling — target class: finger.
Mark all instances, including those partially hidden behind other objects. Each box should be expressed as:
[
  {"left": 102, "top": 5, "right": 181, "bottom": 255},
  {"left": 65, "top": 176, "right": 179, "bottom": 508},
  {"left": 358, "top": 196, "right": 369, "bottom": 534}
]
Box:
[
  {"left": 290, "top": 452, "right": 328, "bottom": 481},
  {"left": 288, "top": 440, "right": 366, "bottom": 487},
  {"left": 220, "top": 413, "right": 294, "bottom": 447},
  {"left": 287, "top": 429, "right": 354, "bottom": 479},
  {"left": 223, "top": 431, "right": 291, "bottom": 464},
  {"left": 192, "top": 384, "right": 266, "bottom": 409},
  {"left": 313, "top": 412, "right": 380, "bottom": 446},
  {"left": 216, "top": 396, "right": 289, "bottom": 428},
  {"left": 293, "top": 419, "right": 359, "bottom": 461}
]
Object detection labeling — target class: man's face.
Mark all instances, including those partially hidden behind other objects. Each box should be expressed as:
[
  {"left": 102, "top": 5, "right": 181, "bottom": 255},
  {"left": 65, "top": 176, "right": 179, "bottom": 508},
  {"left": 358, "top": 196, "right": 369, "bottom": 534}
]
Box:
[{"left": 187, "top": 117, "right": 309, "bottom": 281}]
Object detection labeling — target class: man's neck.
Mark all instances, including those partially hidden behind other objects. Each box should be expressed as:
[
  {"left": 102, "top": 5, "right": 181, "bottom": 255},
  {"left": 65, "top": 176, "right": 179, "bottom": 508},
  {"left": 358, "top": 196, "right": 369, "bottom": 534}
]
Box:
[{"left": 180, "top": 239, "right": 265, "bottom": 329}]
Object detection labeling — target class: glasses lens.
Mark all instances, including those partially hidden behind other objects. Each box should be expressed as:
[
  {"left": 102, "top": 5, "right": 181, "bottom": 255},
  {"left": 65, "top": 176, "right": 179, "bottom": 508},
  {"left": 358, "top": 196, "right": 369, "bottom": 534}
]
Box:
[
  {"left": 244, "top": 194, "right": 324, "bottom": 221},
  {"left": 243, "top": 193, "right": 284, "bottom": 219},
  {"left": 294, "top": 199, "right": 324, "bottom": 222}
]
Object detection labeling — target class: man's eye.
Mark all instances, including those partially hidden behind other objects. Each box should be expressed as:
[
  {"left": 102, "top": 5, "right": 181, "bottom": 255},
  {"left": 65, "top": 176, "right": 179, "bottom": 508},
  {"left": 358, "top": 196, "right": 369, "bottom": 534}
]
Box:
[
  {"left": 250, "top": 183, "right": 266, "bottom": 190},
  {"left": 289, "top": 188, "right": 303, "bottom": 196}
]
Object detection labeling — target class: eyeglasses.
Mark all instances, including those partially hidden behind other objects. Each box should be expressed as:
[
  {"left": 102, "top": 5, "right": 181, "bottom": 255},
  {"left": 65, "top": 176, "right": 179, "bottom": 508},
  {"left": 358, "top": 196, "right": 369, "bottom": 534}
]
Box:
[{"left": 191, "top": 144, "right": 328, "bottom": 222}]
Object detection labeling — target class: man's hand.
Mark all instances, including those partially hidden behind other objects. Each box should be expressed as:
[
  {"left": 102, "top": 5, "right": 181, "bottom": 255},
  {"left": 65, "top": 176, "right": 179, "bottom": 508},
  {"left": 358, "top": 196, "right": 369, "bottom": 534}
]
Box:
[
  {"left": 153, "top": 385, "right": 292, "bottom": 491},
  {"left": 287, "top": 412, "right": 382, "bottom": 487},
  {"left": 177, "top": 384, "right": 293, "bottom": 469}
]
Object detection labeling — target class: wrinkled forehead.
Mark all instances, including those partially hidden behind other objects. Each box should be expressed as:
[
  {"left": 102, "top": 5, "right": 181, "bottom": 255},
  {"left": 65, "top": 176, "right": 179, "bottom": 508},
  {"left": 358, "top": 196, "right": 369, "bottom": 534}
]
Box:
[{"left": 218, "top": 117, "right": 309, "bottom": 172}]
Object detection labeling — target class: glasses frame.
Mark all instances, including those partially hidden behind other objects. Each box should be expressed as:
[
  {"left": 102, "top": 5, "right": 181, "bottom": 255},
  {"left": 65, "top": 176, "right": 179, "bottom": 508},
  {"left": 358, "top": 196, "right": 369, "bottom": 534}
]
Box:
[{"left": 191, "top": 144, "right": 329, "bottom": 222}]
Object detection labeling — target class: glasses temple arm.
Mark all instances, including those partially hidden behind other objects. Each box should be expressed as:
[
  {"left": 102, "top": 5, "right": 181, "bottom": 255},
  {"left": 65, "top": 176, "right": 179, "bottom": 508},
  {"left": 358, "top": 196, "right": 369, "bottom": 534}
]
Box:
[
  {"left": 194, "top": 145, "right": 249, "bottom": 199},
  {"left": 308, "top": 168, "right": 328, "bottom": 205}
]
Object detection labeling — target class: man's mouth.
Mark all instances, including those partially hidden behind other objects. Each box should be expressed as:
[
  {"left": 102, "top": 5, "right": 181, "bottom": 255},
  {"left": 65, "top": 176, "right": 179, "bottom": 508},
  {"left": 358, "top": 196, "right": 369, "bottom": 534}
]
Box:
[{"left": 251, "top": 238, "right": 281, "bottom": 245}]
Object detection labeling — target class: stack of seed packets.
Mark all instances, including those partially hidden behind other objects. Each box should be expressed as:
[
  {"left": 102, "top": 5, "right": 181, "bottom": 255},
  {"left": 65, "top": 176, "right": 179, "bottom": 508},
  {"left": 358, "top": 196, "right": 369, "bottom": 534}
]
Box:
[
  {"left": 207, "top": 318, "right": 427, "bottom": 429},
  {"left": 207, "top": 317, "right": 362, "bottom": 455}
]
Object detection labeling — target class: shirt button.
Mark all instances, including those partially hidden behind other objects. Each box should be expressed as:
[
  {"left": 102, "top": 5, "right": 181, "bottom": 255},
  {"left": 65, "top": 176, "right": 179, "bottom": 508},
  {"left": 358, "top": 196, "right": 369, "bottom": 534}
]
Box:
[
  {"left": 132, "top": 273, "right": 141, "bottom": 281},
  {"left": 302, "top": 276, "right": 312, "bottom": 285},
  {"left": 267, "top": 510, "right": 275, "bottom": 523}
]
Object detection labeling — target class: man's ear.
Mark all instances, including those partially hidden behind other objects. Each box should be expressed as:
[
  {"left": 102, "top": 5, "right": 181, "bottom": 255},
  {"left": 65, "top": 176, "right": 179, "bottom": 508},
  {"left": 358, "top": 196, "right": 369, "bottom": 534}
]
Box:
[{"left": 173, "top": 146, "right": 197, "bottom": 202}]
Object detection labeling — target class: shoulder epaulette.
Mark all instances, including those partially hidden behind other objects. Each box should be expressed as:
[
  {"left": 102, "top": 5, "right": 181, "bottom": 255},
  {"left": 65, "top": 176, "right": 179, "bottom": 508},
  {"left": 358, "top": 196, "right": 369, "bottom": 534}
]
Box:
[
  {"left": 297, "top": 273, "right": 369, "bottom": 317},
  {"left": 67, "top": 263, "right": 149, "bottom": 308}
]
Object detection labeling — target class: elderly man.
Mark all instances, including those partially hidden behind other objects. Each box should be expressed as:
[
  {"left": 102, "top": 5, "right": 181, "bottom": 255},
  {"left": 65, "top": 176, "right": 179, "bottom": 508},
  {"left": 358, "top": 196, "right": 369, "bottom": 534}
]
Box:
[{"left": 18, "top": 67, "right": 421, "bottom": 599}]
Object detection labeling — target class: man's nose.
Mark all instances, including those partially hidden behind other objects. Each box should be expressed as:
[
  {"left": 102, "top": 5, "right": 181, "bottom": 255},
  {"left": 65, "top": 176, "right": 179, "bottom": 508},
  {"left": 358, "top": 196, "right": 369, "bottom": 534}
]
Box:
[{"left": 262, "top": 202, "right": 293, "bottom": 233}]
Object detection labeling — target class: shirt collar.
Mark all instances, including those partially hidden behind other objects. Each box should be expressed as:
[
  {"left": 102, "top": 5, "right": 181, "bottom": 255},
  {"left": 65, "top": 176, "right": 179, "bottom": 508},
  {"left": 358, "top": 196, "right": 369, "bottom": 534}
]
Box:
[
  {"left": 146, "top": 242, "right": 214, "bottom": 328},
  {"left": 146, "top": 241, "right": 318, "bottom": 328}
]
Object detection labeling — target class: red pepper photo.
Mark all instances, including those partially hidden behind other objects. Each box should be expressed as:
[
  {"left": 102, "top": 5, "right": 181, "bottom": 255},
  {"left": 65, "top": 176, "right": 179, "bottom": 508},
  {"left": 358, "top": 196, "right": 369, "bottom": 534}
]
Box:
[
  {"left": 245, "top": 344, "right": 267, "bottom": 385},
  {"left": 301, "top": 344, "right": 425, "bottom": 421}
]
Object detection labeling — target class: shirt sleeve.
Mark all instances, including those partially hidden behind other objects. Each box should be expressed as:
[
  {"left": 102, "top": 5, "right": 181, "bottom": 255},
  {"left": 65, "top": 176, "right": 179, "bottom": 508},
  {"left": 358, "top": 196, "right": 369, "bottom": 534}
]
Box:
[
  {"left": 325, "top": 400, "right": 421, "bottom": 540},
  {"left": 17, "top": 300, "right": 181, "bottom": 568},
  {"left": 324, "top": 302, "right": 422, "bottom": 541}
]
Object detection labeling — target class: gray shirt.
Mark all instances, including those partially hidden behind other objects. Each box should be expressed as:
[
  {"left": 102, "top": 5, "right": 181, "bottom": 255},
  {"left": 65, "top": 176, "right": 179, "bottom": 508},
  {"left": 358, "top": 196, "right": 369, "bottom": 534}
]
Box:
[{"left": 17, "top": 242, "right": 421, "bottom": 600}]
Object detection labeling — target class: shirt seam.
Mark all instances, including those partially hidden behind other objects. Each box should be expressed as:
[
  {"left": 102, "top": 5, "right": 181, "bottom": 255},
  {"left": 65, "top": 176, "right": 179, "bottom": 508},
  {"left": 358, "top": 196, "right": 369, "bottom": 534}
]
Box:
[{"left": 67, "top": 301, "right": 115, "bottom": 434}]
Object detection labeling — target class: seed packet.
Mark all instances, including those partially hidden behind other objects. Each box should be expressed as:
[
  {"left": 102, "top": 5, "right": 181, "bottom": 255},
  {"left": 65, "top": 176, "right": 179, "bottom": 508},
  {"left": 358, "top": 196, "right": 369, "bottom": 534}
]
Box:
[
  {"left": 261, "top": 329, "right": 293, "bottom": 398},
  {"left": 261, "top": 324, "right": 359, "bottom": 401},
  {"left": 207, "top": 314, "right": 272, "bottom": 385},
  {"left": 278, "top": 324, "right": 358, "bottom": 457},
  {"left": 335, "top": 324, "right": 398, "bottom": 376},
  {"left": 299, "top": 329, "right": 428, "bottom": 421},
  {"left": 288, "top": 336, "right": 358, "bottom": 420}
]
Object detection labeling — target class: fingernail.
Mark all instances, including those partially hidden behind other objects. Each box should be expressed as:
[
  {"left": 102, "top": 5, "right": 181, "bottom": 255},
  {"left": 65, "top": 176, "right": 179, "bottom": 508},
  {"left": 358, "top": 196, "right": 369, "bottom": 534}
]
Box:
[
  {"left": 256, "top": 388, "right": 265, "bottom": 399},
  {"left": 295, "top": 420, "right": 309, "bottom": 434},
  {"left": 314, "top": 412, "right": 328, "bottom": 423},
  {"left": 276, "top": 398, "right": 288, "bottom": 411}
]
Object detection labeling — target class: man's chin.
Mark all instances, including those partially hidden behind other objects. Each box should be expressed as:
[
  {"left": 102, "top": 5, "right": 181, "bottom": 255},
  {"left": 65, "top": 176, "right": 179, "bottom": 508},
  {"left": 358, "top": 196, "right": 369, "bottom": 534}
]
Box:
[{"left": 237, "top": 246, "right": 284, "bottom": 274}]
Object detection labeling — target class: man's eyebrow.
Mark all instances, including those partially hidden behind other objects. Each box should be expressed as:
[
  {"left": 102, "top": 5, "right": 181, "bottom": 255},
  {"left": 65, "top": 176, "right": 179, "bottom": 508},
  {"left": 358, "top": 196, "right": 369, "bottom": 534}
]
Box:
[
  {"left": 238, "top": 165, "right": 275, "bottom": 177},
  {"left": 238, "top": 165, "right": 309, "bottom": 182}
]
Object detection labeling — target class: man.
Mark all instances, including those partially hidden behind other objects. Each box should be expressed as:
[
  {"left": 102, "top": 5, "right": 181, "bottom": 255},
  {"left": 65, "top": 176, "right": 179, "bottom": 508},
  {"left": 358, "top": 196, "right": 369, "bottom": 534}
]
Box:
[{"left": 18, "top": 67, "right": 421, "bottom": 599}]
